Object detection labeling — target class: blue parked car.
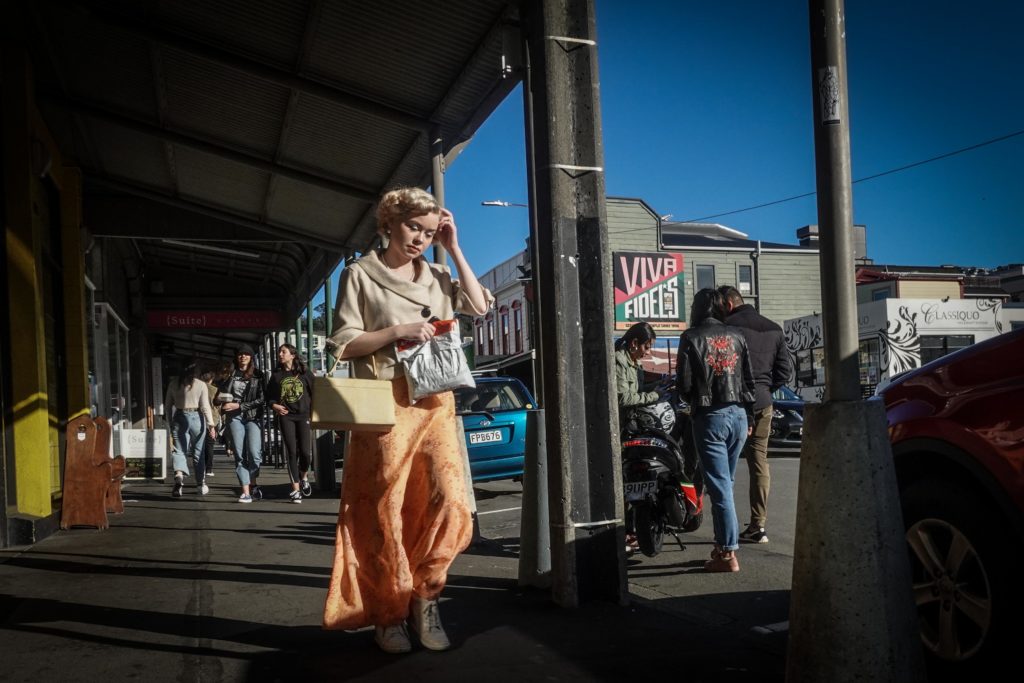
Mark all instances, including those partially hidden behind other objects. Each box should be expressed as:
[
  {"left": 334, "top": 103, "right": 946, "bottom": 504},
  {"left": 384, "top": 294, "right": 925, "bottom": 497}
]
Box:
[{"left": 454, "top": 377, "right": 536, "bottom": 482}]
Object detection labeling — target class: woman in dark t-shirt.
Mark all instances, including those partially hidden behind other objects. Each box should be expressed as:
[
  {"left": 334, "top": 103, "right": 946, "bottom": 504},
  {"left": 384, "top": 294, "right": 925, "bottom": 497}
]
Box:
[{"left": 267, "top": 343, "right": 315, "bottom": 503}]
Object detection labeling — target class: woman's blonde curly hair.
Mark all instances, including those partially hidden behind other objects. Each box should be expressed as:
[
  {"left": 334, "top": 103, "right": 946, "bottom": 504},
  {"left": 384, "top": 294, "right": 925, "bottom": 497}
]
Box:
[{"left": 375, "top": 187, "right": 440, "bottom": 235}]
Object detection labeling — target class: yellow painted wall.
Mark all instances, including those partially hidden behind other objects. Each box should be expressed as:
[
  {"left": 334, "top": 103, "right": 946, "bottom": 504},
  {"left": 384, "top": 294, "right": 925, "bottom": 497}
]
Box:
[
  {"left": 3, "top": 42, "right": 89, "bottom": 519},
  {"left": 3, "top": 47, "right": 53, "bottom": 517}
]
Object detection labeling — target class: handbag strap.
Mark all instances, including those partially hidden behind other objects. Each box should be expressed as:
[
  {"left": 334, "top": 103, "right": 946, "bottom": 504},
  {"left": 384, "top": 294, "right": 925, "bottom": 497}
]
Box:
[{"left": 326, "top": 347, "right": 379, "bottom": 377}]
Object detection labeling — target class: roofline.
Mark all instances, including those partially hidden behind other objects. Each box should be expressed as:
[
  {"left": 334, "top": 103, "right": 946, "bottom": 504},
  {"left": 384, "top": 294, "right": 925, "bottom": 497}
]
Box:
[{"left": 662, "top": 244, "right": 819, "bottom": 254}]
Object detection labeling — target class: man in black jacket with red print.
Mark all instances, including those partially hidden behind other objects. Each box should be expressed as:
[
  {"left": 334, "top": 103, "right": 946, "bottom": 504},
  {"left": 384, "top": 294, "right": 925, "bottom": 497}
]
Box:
[{"left": 718, "top": 286, "right": 793, "bottom": 544}]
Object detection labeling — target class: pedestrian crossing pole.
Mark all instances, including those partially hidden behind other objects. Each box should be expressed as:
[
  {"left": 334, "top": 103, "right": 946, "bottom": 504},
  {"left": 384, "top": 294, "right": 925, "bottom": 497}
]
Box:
[{"left": 787, "top": 1, "right": 923, "bottom": 680}]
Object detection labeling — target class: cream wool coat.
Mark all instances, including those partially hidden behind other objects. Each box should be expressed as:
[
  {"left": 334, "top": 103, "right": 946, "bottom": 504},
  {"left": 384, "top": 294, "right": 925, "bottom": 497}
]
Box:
[{"left": 327, "top": 249, "right": 493, "bottom": 380}]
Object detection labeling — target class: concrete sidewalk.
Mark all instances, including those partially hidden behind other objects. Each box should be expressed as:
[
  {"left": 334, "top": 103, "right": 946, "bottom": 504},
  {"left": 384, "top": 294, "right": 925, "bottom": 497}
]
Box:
[{"left": 0, "top": 469, "right": 786, "bottom": 682}]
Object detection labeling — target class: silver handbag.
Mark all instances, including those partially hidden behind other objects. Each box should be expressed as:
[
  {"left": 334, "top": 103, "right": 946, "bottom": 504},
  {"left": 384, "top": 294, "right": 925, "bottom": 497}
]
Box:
[{"left": 395, "top": 319, "right": 475, "bottom": 402}]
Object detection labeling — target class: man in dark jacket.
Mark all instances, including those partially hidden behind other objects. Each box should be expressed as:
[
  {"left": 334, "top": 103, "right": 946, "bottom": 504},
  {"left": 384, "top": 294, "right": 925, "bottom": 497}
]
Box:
[{"left": 718, "top": 286, "right": 793, "bottom": 544}]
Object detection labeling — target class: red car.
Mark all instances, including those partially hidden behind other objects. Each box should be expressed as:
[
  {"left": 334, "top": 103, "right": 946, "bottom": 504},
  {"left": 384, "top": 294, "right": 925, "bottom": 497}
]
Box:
[{"left": 880, "top": 328, "right": 1024, "bottom": 677}]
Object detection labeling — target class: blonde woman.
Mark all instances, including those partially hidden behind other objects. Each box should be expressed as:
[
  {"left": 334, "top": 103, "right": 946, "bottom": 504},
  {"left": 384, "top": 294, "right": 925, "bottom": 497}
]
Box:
[{"left": 324, "top": 187, "right": 492, "bottom": 653}]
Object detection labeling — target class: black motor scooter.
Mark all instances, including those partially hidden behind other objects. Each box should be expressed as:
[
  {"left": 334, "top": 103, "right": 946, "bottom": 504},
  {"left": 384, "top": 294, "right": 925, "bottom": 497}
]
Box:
[{"left": 622, "top": 392, "right": 705, "bottom": 557}]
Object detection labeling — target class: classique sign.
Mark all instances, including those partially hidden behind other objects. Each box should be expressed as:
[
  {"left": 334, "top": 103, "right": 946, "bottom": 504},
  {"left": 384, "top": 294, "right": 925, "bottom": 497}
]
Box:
[
  {"left": 613, "top": 252, "right": 687, "bottom": 331},
  {"left": 146, "top": 310, "right": 283, "bottom": 329}
]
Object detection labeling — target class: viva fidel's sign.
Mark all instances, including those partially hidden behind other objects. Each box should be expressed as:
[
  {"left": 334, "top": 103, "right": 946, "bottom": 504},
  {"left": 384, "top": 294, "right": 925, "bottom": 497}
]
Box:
[{"left": 613, "top": 252, "right": 686, "bottom": 331}]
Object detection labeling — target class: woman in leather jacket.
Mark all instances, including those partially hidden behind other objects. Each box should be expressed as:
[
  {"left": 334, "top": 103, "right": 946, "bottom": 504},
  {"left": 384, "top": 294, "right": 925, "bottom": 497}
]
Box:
[
  {"left": 215, "top": 344, "right": 266, "bottom": 503},
  {"left": 676, "top": 288, "right": 756, "bottom": 572}
]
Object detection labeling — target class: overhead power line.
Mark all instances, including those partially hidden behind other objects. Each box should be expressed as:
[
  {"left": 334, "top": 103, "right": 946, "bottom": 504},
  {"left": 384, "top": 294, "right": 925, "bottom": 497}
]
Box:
[{"left": 679, "top": 128, "right": 1024, "bottom": 223}]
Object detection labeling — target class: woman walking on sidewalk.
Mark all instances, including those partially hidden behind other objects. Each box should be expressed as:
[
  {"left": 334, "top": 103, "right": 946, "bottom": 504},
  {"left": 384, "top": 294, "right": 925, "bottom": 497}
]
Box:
[
  {"left": 267, "top": 343, "right": 315, "bottom": 504},
  {"left": 165, "top": 360, "right": 216, "bottom": 497},
  {"left": 323, "top": 187, "right": 492, "bottom": 654},
  {"left": 675, "top": 289, "right": 756, "bottom": 572},
  {"left": 216, "top": 344, "right": 266, "bottom": 504}
]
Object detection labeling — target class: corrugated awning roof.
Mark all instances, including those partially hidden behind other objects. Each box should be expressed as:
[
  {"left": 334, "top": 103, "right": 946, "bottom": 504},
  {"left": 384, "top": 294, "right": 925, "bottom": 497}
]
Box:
[{"left": 29, "top": 0, "right": 522, "bottom": 358}]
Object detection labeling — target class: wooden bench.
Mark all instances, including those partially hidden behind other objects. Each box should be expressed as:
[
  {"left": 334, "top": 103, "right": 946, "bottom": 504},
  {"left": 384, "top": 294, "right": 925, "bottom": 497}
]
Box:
[{"left": 60, "top": 415, "right": 126, "bottom": 529}]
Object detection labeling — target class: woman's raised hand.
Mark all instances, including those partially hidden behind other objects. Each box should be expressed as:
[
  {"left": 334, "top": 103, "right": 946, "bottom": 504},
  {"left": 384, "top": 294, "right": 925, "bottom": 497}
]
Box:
[
  {"left": 435, "top": 208, "right": 459, "bottom": 252},
  {"left": 396, "top": 322, "right": 436, "bottom": 343}
]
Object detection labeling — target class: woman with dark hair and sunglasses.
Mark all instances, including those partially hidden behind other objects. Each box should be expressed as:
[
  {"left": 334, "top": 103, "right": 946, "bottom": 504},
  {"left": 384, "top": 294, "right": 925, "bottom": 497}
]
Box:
[
  {"left": 267, "top": 343, "right": 315, "bottom": 503},
  {"left": 675, "top": 288, "right": 756, "bottom": 572},
  {"left": 215, "top": 344, "right": 266, "bottom": 504}
]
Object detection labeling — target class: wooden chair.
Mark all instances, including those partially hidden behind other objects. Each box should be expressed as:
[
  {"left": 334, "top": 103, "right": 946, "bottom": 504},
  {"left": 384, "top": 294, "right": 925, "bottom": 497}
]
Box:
[{"left": 60, "top": 415, "right": 126, "bottom": 529}]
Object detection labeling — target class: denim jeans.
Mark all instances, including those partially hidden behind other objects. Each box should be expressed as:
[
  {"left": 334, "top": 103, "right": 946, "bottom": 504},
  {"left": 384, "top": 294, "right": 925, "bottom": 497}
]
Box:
[
  {"left": 171, "top": 410, "right": 206, "bottom": 481},
  {"left": 227, "top": 416, "right": 262, "bottom": 486},
  {"left": 693, "top": 404, "right": 749, "bottom": 552}
]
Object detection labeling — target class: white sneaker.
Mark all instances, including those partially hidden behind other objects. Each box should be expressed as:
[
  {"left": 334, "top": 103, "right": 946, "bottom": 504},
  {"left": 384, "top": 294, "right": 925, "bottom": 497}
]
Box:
[
  {"left": 408, "top": 597, "right": 450, "bottom": 651},
  {"left": 288, "top": 490, "right": 302, "bottom": 504},
  {"left": 374, "top": 624, "right": 412, "bottom": 654},
  {"left": 238, "top": 493, "right": 253, "bottom": 503},
  {"left": 199, "top": 483, "right": 209, "bottom": 495},
  {"left": 172, "top": 475, "right": 184, "bottom": 498}
]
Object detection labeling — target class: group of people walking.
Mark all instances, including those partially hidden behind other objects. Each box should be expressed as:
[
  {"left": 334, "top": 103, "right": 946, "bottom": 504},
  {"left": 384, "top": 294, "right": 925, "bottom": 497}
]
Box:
[
  {"left": 615, "top": 286, "right": 793, "bottom": 573},
  {"left": 163, "top": 342, "right": 316, "bottom": 505}
]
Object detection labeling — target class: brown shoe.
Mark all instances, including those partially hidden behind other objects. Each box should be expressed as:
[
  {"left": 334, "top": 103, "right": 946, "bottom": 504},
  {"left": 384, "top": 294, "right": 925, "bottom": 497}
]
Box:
[{"left": 704, "top": 551, "right": 739, "bottom": 573}]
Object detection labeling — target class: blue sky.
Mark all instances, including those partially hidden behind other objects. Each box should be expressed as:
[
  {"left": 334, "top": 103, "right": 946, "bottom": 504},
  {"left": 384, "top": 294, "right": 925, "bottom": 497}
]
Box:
[{"left": 441, "top": 0, "right": 1023, "bottom": 276}]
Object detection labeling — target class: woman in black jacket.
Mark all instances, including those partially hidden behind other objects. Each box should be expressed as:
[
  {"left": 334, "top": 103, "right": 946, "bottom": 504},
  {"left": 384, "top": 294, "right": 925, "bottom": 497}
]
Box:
[
  {"left": 216, "top": 344, "right": 266, "bottom": 503},
  {"left": 676, "top": 289, "right": 756, "bottom": 572},
  {"left": 267, "top": 343, "right": 315, "bottom": 503}
]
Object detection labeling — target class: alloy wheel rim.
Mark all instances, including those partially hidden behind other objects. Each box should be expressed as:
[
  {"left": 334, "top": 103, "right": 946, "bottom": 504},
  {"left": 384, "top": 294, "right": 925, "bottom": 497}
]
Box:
[{"left": 906, "top": 517, "right": 991, "bottom": 662}]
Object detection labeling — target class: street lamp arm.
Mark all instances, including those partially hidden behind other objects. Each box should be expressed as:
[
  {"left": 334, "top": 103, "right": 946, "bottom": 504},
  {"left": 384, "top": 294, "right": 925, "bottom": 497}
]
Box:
[{"left": 481, "top": 200, "right": 529, "bottom": 207}]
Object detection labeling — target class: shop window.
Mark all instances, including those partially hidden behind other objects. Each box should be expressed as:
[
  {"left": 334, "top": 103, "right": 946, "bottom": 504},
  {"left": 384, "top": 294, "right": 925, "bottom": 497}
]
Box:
[
  {"left": 919, "top": 335, "right": 974, "bottom": 365},
  {"left": 858, "top": 338, "right": 882, "bottom": 390},
  {"left": 696, "top": 264, "right": 716, "bottom": 291},
  {"left": 796, "top": 346, "right": 826, "bottom": 388},
  {"left": 92, "top": 303, "right": 132, "bottom": 426}
]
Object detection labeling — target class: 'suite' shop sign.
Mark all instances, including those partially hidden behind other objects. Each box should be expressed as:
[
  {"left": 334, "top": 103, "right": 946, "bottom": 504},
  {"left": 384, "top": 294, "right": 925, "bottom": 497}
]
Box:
[
  {"left": 613, "top": 252, "right": 686, "bottom": 331},
  {"left": 146, "top": 310, "right": 283, "bottom": 329}
]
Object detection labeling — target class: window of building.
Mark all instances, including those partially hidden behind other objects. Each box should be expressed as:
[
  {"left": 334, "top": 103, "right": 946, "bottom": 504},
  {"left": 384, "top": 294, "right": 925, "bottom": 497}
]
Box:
[
  {"left": 512, "top": 301, "right": 523, "bottom": 353},
  {"left": 919, "top": 334, "right": 974, "bottom": 365},
  {"left": 738, "top": 264, "right": 753, "bottom": 295},
  {"left": 475, "top": 320, "right": 485, "bottom": 355},
  {"left": 796, "top": 346, "right": 826, "bottom": 388},
  {"left": 872, "top": 287, "right": 892, "bottom": 301},
  {"left": 486, "top": 313, "right": 495, "bottom": 355},
  {"left": 858, "top": 338, "right": 882, "bottom": 391},
  {"left": 695, "top": 264, "right": 716, "bottom": 291},
  {"left": 499, "top": 306, "right": 510, "bottom": 355}
]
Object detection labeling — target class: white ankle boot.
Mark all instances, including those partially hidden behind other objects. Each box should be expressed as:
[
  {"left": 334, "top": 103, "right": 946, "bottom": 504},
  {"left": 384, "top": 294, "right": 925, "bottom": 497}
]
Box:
[
  {"left": 374, "top": 623, "right": 411, "bottom": 654},
  {"left": 408, "top": 596, "right": 450, "bottom": 651}
]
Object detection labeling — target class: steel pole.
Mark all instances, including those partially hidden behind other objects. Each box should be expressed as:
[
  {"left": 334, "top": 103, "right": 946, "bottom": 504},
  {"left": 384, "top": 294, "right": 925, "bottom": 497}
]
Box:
[
  {"left": 430, "top": 127, "right": 447, "bottom": 265},
  {"left": 808, "top": 0, "right": 860, "bottom": 401},
  {"left": 786, "top": 3, "right": 925, "bottom": 680}
]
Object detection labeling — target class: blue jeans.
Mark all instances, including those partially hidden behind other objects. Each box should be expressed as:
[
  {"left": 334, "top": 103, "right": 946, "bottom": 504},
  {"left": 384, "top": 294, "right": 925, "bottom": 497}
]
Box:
[
  {"left": 693, "top": 404, "right": 748, "bottom": 552},
  {"left": 171, "top": 410, "right": 206, "bottom": 481},
  {"left": 227, "top": 416, "right": 262, "bottom": 486}
]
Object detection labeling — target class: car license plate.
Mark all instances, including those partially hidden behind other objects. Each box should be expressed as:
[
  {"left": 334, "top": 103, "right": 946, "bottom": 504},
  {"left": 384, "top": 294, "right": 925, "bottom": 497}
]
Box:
[
  {"left": 624, "top": 480, "right": 657, "bottom": 501},
  {"left": 469, "top": 429, "right": 503, "bottom": 444}
]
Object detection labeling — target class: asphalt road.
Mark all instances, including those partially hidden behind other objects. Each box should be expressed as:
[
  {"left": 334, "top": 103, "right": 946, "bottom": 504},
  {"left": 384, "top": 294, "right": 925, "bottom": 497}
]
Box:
[{"left": 472, "top": 453, "right": 801, "bottom": 653}]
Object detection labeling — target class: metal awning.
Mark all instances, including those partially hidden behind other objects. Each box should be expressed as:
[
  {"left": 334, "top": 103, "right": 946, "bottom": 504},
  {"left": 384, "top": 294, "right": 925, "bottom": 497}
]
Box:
[{"left": 29, "top": 0, "right": 522, "bottom": 357}]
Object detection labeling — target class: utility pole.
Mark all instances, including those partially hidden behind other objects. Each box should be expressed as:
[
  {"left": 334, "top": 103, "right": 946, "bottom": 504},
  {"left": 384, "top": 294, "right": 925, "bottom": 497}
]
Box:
[
  {"left": 430, "top": 127, "right": 447, "bottom": 266},
  {"left": 787, "top": 1, "right": 923, "bottom": 680},
  {"left": 523, "top": 0, "right": 625, "bottom": 606}
]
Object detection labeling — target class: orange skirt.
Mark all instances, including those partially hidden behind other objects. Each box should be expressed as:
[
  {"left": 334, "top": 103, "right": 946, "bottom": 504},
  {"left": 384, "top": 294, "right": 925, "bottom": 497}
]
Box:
[{"left": 323, "top": 378, "right": 472, "bottom": 630}]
